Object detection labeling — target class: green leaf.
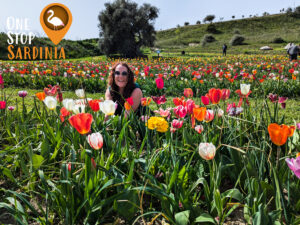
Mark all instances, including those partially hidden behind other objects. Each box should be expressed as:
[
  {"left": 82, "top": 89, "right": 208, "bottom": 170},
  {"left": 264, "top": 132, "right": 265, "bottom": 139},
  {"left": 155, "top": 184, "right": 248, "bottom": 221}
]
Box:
[
  {"left": 195, "top": 213, "right": 216, "bottom": 224},
  {"left": 221, "top": 188, "right": 243, "bottom": 201},
  {"left": 2, "top": 168, "right": 17, "bottom": 183},
  {"left": 32, "top": 154, "right": 44, "bottom": 169},
  {"left": 175, "top": 210, "right": 190, "bottom": 225}
]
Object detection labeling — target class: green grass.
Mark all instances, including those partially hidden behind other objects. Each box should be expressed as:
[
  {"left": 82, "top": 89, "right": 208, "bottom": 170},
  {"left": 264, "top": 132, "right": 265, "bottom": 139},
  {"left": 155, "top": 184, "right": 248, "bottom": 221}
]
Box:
[
  {"left": 4, "top": 87, "right": 300, "bottom": 124},
  {"left": 155, "top": 13, "right": 300, "bottom": 54}
]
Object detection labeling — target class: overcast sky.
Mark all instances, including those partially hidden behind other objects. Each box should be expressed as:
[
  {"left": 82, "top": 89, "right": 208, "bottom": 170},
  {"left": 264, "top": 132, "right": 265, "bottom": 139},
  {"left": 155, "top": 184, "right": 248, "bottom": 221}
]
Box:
[{"left": 0, "top": 0, "right": 299, "bottom": 40}]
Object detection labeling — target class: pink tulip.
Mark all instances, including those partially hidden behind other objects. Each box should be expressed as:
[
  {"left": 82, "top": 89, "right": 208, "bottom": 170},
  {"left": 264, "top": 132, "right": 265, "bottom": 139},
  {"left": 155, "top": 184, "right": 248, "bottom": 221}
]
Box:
[
  {"left": 186, "top": 99, "right": 195, "bottom": 115},
  {"left": 221, "top": 89, "right": 230, "bottom": 100},
  {"left": 285, "top": 156, "right": 300, "bottom": 179},
  {"left": 154, "top": 108, "right": 171, "bottom": 117},
  {"left": 155, "top": 78, "right": 164, "bottom": 89},
  {"left": 172, "top": 119, "right": 183, "bottom": 129},
  {"left": 87, "top": 132, "right": 103, "bottom": 150},
  {"left": 0, "top": 74, "right": 4, "bottom": 88},
  {"left": 8, "top": 106, "right": 15, "bottom": 111},
  {"left": 18, "top": 90, "right": 28, "bottom": 98},
  {"left": 297, "top": 123, "right": 300, "bottom": 130},
  {"left": 205, "top": 109, "right": 214, "bottom": 122},
  {"left": 201, "top": 96, "right": 210, "bottom": 105},
  {"left": 268, "top": 93, "right": 278, "bottom": 103},
  {"left": 173, "top": 105, "right": 187, "bottom": 118},
  {"left": 195, "top": 125, "right": 204, "bottom": 134},
  {"left": 226, "top": 102, "right": 236, "bottom": 113}
]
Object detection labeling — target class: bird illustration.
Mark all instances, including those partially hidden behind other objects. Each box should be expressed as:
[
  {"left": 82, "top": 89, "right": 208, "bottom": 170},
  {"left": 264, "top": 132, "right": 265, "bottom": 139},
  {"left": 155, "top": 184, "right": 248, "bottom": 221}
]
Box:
[{"left": 47, "top": 10, "right": 65, "bottom": 30}]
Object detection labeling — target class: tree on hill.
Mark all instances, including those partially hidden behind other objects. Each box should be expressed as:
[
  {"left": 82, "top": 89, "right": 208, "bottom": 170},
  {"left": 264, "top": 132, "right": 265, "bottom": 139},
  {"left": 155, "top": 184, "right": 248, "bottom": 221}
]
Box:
[
  {"left": 184, "top": 22, "right": 190, "bottom": 26},
  {"left": 203, "top": 15, "right": 215, "bottom": 23},
  {"left": 98, "top": 0, "right": 159, "bottom": 58},
  {"left": 196, "top": 20, "right": 201, "bottom": 25}
]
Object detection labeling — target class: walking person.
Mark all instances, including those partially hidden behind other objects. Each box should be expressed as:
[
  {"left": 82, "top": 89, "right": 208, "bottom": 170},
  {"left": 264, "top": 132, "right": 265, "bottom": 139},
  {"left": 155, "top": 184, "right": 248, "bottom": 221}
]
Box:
[
  {"left": 222, "top": 44, "right": 227, "bottom": 56},
  {"left": 287, "top": 44, "right": 300, "bottom": 61}
]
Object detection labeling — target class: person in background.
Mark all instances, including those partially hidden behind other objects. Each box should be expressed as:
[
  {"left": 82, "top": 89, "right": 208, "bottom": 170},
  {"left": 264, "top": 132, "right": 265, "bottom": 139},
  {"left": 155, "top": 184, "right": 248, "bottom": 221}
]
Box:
[
  {"left": 287, "top": 44, "right": 300, "bottom": 61},
  {"left": 105, "top": 62, "right": 143, "bottom": 116},
  {"left": 222, "top": 44, "right": 227, "bottom": 56}
]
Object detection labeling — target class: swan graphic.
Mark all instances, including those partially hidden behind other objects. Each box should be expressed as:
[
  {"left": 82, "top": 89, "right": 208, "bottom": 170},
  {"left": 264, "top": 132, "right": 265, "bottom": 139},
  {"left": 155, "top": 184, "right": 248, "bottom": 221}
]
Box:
[{"left": 47, "top": 10, "right": 65, "bottom": 30}]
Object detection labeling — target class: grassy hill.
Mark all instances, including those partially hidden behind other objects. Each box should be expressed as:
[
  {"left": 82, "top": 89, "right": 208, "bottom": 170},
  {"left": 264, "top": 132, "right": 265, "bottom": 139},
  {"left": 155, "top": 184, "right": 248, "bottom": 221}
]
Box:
[{"left": 155, "top": 13, "right": 300, "bottom": 54}]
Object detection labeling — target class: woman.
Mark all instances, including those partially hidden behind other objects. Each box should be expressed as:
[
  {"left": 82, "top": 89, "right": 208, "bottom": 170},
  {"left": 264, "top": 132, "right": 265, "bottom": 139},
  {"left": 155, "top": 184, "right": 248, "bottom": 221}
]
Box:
[{"left": 105, "top": 62, "right": 143, "bottom": 116}]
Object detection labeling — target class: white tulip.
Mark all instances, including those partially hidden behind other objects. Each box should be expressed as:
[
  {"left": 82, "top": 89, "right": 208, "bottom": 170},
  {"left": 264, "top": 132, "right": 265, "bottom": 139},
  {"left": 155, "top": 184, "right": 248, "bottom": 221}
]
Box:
[
  {"left": 62, "top": 99, "right": 75, "bottom": 111},
  {"left": 240, "top": 84, "right": 251, "bottom": 95},
  {"left": 44, "top": 96, "right": 57, "bottom": 110},
  {"left": 199, "top": 143, "right": 216, "bottom": 160},
  {"left": 100, "top": 100, "right": 116, "bottom": 116},
  {"left": 72, "top": 104, "right": 85, "bottom": 114},
  {"left": 217, "top": 109, "right": 224, "bottom": 117},
  {"left": 75, "top": 89, "right": 85, "bottom": 99}
]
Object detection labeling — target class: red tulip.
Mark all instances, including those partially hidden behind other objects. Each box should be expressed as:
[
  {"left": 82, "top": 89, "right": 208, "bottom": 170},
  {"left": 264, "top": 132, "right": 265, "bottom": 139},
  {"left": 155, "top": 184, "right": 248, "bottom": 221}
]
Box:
[
  {"left": 207, "top": 88, "right": 222, "bottom": 104},
  {"left": 0, "top": 74, "right": 4, "bottom": 88},
  {"left": 173, "top": 97, "right": 185, "bottom": 106},
  {"left": 152, "top": 95, "right": 166, "bottom": 105},
  {"left": 155, "top": 78, "right": 164, "bottom": 89},
  {"left": 60, "top": 107, "right": 70, "bottom": 122},
  {"left": 69, "top": 113, "right": 93, "bottom": 135},
  {"left": 201, "top": 96, "right": 210, "bottom": 105},
  {"left": 88, "top": 99, "right": 101, "bottom": 112},
  {"left": 0, "top": 101, "right": 6, "bottom": 109}
]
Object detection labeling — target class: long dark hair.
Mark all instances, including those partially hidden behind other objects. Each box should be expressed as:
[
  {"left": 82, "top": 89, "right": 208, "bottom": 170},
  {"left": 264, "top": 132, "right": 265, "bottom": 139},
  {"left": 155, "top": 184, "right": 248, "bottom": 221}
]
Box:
[{"left": 107, "top": 62, "right": 136, "bottom": 106}]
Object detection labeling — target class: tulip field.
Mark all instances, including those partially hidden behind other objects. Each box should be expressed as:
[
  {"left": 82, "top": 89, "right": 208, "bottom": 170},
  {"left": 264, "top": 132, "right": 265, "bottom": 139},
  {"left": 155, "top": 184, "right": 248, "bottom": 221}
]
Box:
[{"left": 0, "top": 55, "right": 300, "bottom": 225}]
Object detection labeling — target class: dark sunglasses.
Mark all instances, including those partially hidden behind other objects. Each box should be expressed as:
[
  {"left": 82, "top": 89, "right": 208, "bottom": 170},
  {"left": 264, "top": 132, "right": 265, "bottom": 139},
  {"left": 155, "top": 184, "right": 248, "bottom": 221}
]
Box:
[{"left": 114, "top": 71, "right": 128, "bottom": 76}]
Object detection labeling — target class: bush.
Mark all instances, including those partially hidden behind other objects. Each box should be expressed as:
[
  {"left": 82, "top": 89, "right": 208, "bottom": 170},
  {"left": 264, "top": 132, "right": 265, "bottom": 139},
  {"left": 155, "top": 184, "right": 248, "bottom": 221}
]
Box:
[
  {"left": 184, "top": 22, "right": 190, "bottom": 26},
  {"left": 206, "top": 24, "right": 219, "bottom": 34},
  {"left": 233, "top": 29, "right": 241, "bottom": 34},
  {"left": 272, "top": 37, "right": 285, "bottom": 43},
  {"left": 196, "top": 20, "right": 201, "bottom": 25},
  {"left": 230, "top": 35, "right": 245, "bottom": 46},
  {"left": 201, "top": 34, "right": 216, "bottom": 46}
]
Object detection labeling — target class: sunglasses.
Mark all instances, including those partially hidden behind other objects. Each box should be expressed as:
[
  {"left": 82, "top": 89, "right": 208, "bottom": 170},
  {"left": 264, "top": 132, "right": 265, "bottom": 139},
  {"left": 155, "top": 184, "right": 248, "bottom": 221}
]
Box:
[{"left": 114, "top": 71, "right": 128, "bottom": 76}]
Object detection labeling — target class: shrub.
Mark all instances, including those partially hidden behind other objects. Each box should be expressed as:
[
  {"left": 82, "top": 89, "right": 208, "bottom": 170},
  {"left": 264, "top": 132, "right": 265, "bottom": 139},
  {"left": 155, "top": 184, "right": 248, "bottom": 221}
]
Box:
[
  {"left": 201, "top": 34, "right": 216, "bottom": 46},
  {"left": 272, "top": 37, "right": 285, "bottom": 43},
  {"left": 206, "top": 24, "right": 218, "bottom": 33},
  {"left": 230, "top": 35, "right": 245, "bottom": 46},
  {"left": 233, "top": 29, "right": 241, "bottom": 34},
  {"left": 196, "top": 20, "right": 201, "bottom": 25},
  {"left": 184, "top": 22, "right": 190, "bottom": 26}
]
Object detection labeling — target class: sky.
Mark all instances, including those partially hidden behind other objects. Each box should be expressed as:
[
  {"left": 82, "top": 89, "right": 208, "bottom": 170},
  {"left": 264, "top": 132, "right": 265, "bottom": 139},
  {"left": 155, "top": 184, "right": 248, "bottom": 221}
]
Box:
[{"left": 0, "top": 0, "right": 299, "bottom": 40}]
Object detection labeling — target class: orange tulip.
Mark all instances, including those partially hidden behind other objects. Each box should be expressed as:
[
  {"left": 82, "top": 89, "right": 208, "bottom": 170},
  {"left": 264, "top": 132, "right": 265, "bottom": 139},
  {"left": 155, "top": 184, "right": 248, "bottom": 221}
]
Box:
[
  {"left": 141, "top": 97, "right": 151, "bottom": 106},
  {"left": 69, "top": 113, "right": 93, "bottom": 135},
  {"left": 268, "top": 123, "right": 290, "bottom": 146},
  {"left": 288, "top": 126, "right": 295, "bottom": 137},
  {"left": 193, "top": 107, "right": 206, "bottom": 121},
  {"left": 35, "top": 92, "right": 46, "bottom": 101}
]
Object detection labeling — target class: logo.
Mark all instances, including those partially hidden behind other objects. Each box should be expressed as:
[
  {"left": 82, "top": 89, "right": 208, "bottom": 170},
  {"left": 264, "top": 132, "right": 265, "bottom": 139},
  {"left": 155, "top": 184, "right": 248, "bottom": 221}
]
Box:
[{"left": 40, "top": 3, "right": 72, "bottom": 45}]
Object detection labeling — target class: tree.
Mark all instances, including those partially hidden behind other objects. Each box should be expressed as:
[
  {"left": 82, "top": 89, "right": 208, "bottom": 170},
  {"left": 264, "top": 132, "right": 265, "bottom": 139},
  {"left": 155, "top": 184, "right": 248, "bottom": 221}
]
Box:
[
  {"left": 184, "top": 22, "right": 190, "bottom": 26},
  {"left": 232, "top": 15, "right": 235, "bottom": 19},
  {"left": 203, "top": 15, "right": 215, "bottom": 23},
  {"left": 98, "top": 0, "right": 159, "bottom": 57},
  {"left": 196, "top": 20, "right": 201, "bottom": 25}
]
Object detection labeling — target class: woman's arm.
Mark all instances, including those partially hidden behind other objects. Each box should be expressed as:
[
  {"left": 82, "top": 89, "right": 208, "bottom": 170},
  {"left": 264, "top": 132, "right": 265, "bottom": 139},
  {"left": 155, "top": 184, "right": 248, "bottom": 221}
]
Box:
[
  {"left": 105, "top": 88, "right": 113, "bottom": 100},
  {"left": 129, "top": 88, "right": 143, "bottom": 112}
]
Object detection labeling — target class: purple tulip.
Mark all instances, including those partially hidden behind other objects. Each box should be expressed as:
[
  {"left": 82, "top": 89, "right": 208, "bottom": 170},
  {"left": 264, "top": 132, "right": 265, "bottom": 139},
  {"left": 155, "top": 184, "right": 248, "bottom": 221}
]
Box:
[
  {"left": 18, "top": 90, "right": 28, "bottom": 98},
  {"left": 278, "top": 97, "right": 288, "bottom": 109},
  {"left": 268, "top": 93, "right": 278, "bottom": 103},
  {"left": 285, "top": 156, "right": 300, "bottom": 179}
]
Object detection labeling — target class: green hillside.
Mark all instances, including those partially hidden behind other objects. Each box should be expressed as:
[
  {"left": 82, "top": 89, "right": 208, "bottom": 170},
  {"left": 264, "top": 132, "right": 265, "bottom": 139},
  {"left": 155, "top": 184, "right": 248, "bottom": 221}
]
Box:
[{"left": 155, "top": 13, "right": 300, "bottom": 54}]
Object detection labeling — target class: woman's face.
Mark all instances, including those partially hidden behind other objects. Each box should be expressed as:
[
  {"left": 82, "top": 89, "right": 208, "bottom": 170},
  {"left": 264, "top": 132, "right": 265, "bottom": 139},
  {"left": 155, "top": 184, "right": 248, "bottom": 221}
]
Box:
[{"left": 114, "top": 65, "right": 128, "bottom": 89}]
